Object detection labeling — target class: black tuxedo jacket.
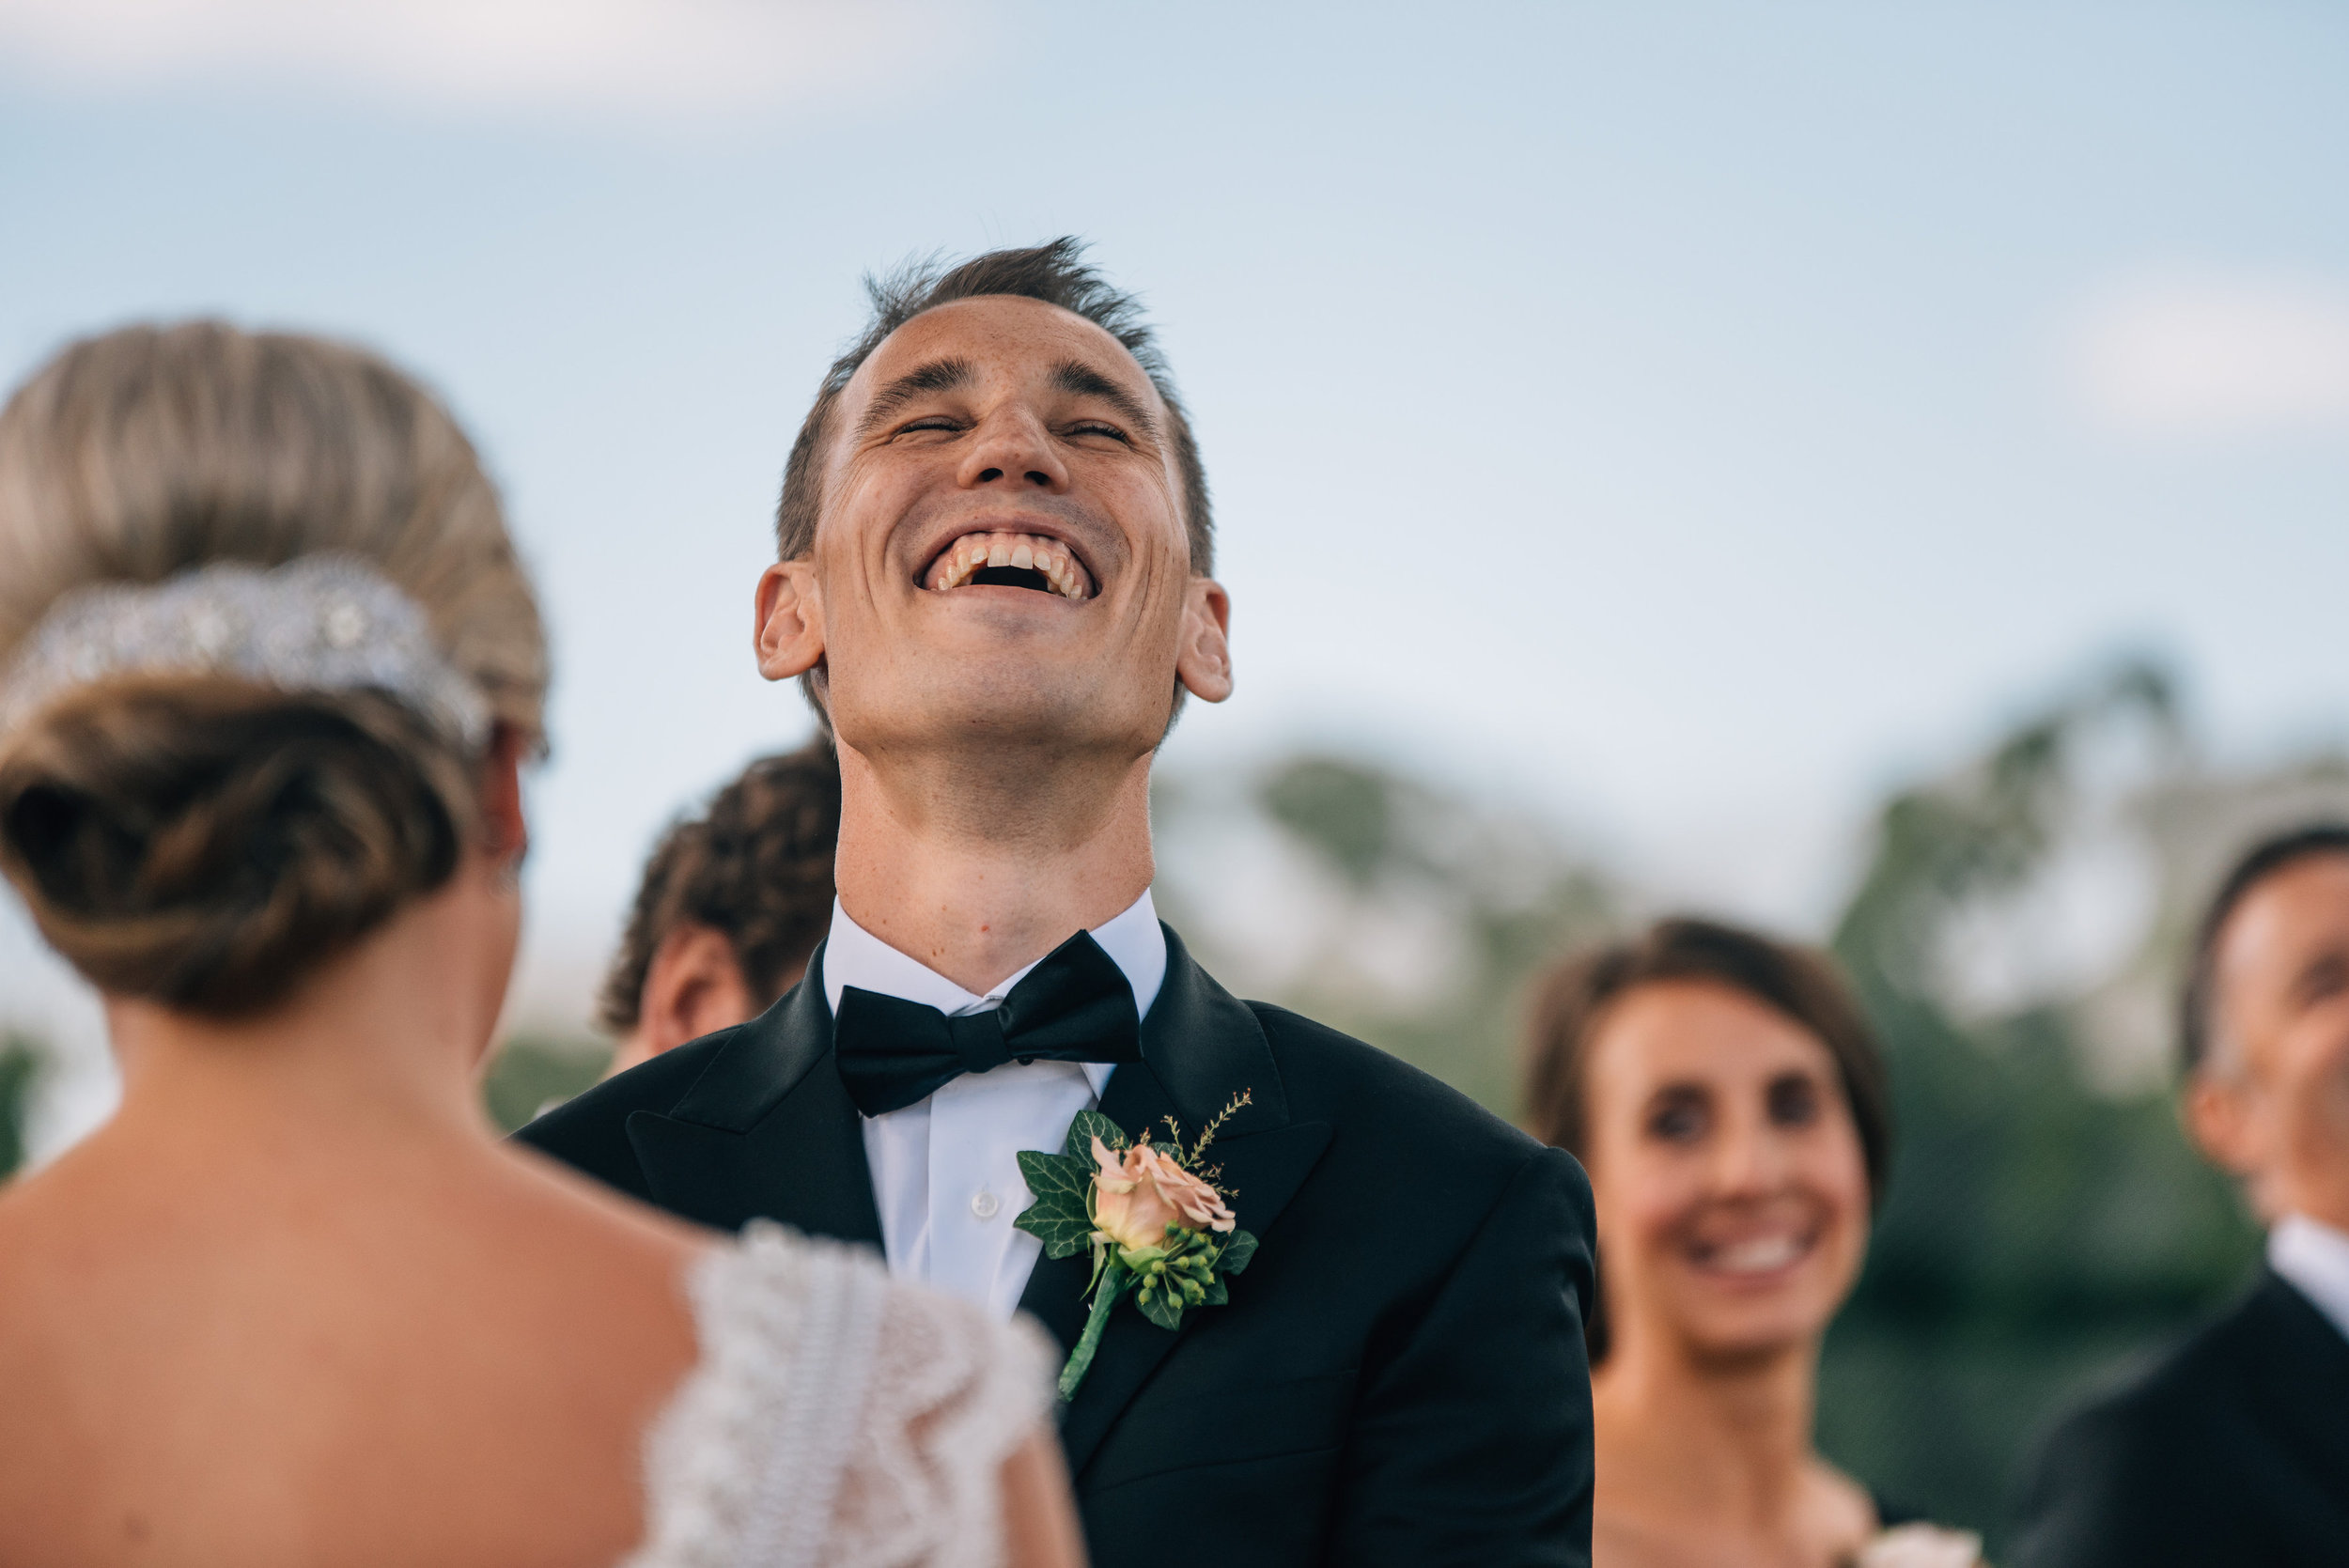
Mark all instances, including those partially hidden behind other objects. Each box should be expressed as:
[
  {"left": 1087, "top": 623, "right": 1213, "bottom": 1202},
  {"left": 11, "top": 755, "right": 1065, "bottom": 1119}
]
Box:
[
  {"left": 520, "top": 926, "right": 1595, "bottom": 1567},
  {"left": 2009, "top": 1267, "right": 2349, "bottom": 1567}
]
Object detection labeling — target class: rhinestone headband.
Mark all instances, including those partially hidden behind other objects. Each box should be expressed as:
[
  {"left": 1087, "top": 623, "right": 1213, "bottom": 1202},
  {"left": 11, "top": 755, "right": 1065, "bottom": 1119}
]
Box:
[{"left": 0, "top": 555, "right": 492, "bottom": 750}]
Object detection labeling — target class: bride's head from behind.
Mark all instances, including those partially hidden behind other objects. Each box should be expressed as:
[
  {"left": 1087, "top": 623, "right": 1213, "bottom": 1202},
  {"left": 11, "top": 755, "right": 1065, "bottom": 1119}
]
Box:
[{"left": 0, "top": 322, "right": 546, "bottom": 1061}]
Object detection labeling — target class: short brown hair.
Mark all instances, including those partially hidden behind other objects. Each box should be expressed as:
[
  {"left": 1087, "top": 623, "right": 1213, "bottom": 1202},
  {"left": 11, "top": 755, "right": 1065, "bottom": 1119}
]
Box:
[
  {"left": 775, "top": 238, "right": 1212, "bottom": 573},
  {"left": 1523, "top": 916, "right": 1894, "bottom": 1204},
  {"left": 0, "top": 322, "right": 546, "bottom": 1017},
  {"left": 597, "top": 740, "right": 841, "bottom": 1033}
]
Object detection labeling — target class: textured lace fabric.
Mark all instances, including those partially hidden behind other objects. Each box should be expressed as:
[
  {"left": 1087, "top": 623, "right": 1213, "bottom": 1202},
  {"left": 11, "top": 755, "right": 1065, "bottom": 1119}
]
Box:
[{"left": 625, "top": 1221, "right": 1058, "bottom": 1568}]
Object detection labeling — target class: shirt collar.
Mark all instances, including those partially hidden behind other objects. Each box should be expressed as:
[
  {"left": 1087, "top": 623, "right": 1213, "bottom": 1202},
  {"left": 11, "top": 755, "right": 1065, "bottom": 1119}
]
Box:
[
  {"left": 821, "top": 889, "right": 1167, "bottom": 1090},
  {"left": 2269, "top": 1213, "right": 2349, "bottom": 1344}
]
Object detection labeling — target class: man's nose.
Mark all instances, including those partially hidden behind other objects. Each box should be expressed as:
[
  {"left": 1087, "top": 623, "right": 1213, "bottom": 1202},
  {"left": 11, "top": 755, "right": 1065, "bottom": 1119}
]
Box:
[{"left": 957, "top": 409, "right": 1068, "bottom": 494}]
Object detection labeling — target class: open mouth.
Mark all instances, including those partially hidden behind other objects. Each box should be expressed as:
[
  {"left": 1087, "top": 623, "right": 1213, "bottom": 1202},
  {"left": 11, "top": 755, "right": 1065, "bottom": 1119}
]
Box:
[{"left": 925, "top": 530, "right": 1094, "bottom": 599}]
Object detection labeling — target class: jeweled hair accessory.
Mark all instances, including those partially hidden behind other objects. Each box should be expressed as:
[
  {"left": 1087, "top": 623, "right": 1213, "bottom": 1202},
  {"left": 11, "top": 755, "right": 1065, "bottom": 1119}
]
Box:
[{"left": 0, "top": 555, "right": 491, "bottom": 749}]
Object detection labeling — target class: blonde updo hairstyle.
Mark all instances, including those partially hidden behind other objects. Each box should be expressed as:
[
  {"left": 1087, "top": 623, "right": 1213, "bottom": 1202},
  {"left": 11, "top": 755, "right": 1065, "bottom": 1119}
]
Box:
[{"left": 0, "top": 322, "right": 547, "bottom": 1017}]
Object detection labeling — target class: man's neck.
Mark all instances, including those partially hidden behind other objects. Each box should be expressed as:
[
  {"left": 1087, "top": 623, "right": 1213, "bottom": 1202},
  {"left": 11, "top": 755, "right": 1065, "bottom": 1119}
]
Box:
[{"left": 831, "top": 739, "right": 1157, "bottom": 995}]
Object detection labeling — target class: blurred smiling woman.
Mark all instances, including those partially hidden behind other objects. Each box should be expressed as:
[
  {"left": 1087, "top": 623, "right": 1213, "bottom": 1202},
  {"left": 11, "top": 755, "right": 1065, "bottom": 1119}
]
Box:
[{"left": 1526, "top": 918, "right": 1978, "bottom": 1568}]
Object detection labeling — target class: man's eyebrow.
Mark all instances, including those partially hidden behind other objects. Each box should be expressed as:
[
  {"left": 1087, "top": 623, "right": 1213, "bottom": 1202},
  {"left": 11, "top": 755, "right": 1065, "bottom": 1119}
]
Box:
[
  {"left": 1052, "top": 359, "right": 1159, "bottom": 439},
  {"left": 854, "top": 357, "right": 976, "bottom": 438}
]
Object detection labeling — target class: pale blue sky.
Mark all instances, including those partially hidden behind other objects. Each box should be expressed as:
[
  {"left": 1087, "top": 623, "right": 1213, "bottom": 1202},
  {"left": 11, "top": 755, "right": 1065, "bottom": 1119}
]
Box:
[{"left": 3, "top": 1, "right": 2345, "bottom": 1093}]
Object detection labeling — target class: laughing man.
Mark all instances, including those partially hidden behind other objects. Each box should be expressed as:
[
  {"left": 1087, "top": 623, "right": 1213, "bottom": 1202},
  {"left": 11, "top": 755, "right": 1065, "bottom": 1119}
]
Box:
[{"left": 521, "top": 241, "right": 1597, "bottom": 1566}]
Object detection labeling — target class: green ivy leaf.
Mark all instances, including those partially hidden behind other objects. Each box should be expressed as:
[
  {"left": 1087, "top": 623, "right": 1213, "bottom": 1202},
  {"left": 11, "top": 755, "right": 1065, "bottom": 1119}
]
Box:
[
  {"left": 1016, "top": 1149, "right": 1094, "bottom": 1215},
  {"left": 1200, "top": 1276, "right": 1229, "bottom": 1308},
  {"left": 1136, "top": 1282, "right": 1187, "bottom": 1331},
  {"left": 1063, "top": 1108, "right": 1129, "bottom": 1162},
  {"left": 1219, "top": 1230, "right": 1259, "bottom": 1277},
  {"left": 1014, "top": 1149, "right": 1097, "bottom": 1259}
]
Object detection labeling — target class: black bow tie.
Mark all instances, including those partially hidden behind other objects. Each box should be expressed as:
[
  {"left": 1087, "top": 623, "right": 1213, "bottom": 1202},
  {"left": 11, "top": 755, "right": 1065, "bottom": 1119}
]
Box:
[{"left": 832, "top": 930, "right": 1143, "bottom": 1119}]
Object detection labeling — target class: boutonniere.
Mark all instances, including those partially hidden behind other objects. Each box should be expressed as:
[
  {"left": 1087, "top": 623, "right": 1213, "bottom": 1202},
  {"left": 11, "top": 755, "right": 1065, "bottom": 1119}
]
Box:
[{"left": 1015, "top": 1093, "right": 1259, "bottom": 1401}]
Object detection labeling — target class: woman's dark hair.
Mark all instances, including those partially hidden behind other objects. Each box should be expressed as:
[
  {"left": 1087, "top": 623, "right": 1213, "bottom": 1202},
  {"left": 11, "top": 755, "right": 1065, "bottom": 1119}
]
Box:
[{"left": 1522, "top": 917, "right": 1893, "bottom": 1361}]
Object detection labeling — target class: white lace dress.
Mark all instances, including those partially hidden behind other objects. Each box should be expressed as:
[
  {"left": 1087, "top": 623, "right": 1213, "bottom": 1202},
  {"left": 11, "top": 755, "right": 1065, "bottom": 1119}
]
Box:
[{"left": 623, "top": 1222, "right": 1059, "bottom": 1568}]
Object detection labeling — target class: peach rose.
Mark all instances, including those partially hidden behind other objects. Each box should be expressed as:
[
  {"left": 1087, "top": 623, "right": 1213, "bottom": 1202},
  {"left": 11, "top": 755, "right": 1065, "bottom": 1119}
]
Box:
[{"left": 1089, "top": 1136, "right": 1237, "bottom": 1252}]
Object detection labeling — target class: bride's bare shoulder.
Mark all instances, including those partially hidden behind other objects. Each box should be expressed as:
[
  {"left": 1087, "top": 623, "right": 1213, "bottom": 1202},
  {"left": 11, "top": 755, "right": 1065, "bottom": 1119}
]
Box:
[
  {"left": 0, "top": 1134, "right": 717, "bottom": 1568},
  {"left": 0, "top": 1132, "right": 155, "bottom": 1343},
  {"left": 492, "top": 1134, "right": 714, "bottom": 1281}
]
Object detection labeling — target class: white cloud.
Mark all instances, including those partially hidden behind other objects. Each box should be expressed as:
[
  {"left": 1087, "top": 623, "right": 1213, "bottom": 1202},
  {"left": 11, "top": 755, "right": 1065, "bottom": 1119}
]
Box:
[
  {"left": 2064, "top": 268, "right": 2349, "bottom": 441},
  {"left": 0, "top": 0, "right": 975, "bottom": 121}
]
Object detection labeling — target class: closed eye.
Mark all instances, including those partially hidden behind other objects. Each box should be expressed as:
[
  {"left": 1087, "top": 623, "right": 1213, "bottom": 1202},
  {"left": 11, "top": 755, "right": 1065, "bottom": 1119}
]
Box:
[
  {"left": 1066, "top": 420, "right": 1131, "bottom": 443},
  {"left": 894, "top": 415, "right": 964, "bottom": 437}
]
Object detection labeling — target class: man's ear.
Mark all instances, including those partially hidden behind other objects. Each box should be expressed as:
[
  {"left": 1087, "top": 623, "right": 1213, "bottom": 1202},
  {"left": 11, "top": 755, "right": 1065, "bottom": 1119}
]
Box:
[
  {"left": 2184, "top": 1070, "right": 2255, "bottom": 1177},
  {"left": 640, "top": 923, "right": 758, "bottom": 1056},
  {"left": 755, "top": 560, "right": 825, "bottom": 682},
  {"left": 1174, "top": 576, "right": 1233, "bottom": 705}
]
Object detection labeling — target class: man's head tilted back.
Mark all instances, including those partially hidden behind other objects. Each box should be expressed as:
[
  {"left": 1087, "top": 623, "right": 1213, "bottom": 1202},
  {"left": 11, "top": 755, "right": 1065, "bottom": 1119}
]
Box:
[{"left": 753, "top": 239, "right": 1233, "bottom": 768}]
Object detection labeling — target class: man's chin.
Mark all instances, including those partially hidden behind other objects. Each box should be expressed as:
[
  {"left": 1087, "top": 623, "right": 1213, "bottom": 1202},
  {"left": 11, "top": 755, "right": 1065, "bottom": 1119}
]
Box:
[{"left": 833, "top": 682, "right": 1165, "bottom": 758}]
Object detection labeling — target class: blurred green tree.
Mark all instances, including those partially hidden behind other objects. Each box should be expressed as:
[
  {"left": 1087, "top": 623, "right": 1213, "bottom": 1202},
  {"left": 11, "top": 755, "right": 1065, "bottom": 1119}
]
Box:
[
  {"left": 1155, "top": 754, "right": 1614, "bottom": 1110},
  {"left": 1154, "top": 660, "right": 2310, "bottom": 1546},
  {"left": 482, "top": 1034, "right": 609, "bottom": 1134},
  {"left": 1816, "top": 660, "right": 2262, "bottom": 1541}
]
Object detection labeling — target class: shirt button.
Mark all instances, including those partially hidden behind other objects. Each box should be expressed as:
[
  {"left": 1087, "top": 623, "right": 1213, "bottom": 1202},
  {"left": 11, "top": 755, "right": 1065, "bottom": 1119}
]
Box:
[{"left": 970, "top": 1189, "right": 1001, "bottom": 1220}]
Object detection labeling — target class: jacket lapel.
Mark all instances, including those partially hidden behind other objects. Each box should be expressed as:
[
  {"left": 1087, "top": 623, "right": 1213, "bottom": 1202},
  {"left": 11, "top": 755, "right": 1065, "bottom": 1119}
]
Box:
[
  {"left": 2245, "top": 1268, "right": 2349, "bottom": 1486},
  {"left": 1021, "top": 926, "right": 1334, "bottom": 1478},
  {"left": 625, "top": 943, "right": 885, "bottom": 1249}
]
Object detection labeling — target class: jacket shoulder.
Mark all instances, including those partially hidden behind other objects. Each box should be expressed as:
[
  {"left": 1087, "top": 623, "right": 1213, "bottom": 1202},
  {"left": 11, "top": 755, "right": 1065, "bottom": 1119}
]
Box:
[
  {"left": 2011, "top": 1279, "right": 2293, "bottom": 1561},
  {"left": 2070, "top": 1276, "right": 2287, "bottom": 1427},
  {"left": 510, "top": 1027, "right": 743, "bottom": 1192},
  {"left": 1246, "top": 1001, "right": 1534, "bottom": 1147},
  {"left": 1244, "top": 1000, "right": 1580, "bottom": 1215}
]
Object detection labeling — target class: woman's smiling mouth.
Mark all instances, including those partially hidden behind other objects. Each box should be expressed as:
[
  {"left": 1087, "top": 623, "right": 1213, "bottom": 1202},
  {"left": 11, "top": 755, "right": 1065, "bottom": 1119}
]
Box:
[{"left": 1683, "top": 1224, "right": 1819, "bottom": 1279}]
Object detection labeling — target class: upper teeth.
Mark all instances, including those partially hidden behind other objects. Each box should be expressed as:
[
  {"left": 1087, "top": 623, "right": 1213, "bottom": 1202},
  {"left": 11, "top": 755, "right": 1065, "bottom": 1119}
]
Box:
[
  {"left": 928, "top": 531, "right": 1091, "bottom": 598},
  {"left": 1709, "top": 1235, "right": 1803, "bottom": 1273}
]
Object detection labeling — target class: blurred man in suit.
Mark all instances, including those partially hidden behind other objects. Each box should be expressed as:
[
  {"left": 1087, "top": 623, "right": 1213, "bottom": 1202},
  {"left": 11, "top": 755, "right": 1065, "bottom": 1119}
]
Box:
[
  {"left": 2012, "top": 823, "right": 2349, "bottom": 1567},
  {"left": 598, "top": 740, "right": 839, "bottom": 1079}
]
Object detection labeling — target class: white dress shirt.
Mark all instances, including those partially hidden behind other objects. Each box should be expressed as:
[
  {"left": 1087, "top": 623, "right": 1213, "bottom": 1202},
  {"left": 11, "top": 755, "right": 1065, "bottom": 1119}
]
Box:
[
  {"left": 2268, "top": 1212, "right": 2349, "bottom": 1344},
  {"left": 822, "top": 891, "right": 1167, "bottom": 1320}
]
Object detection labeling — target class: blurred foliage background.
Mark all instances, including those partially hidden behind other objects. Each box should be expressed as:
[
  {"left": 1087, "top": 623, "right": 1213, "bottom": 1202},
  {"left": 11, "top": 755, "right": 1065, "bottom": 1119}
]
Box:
[
  {"left": 10, "top": 652, "right": 2346, "bottom": 1551},
  {"left": 484, "top": 1032, "right": 610, "bottom": 1135},
  {"left": 1146, "top": 655, "right": 2340, "bottom": 1548}
]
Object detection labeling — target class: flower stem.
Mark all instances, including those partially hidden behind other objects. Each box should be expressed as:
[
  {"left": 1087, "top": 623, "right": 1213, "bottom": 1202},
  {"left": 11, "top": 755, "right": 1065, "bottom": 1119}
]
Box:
[{"left": 1058, "top": 1260, "right": 1129, "bottom": 1402}]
